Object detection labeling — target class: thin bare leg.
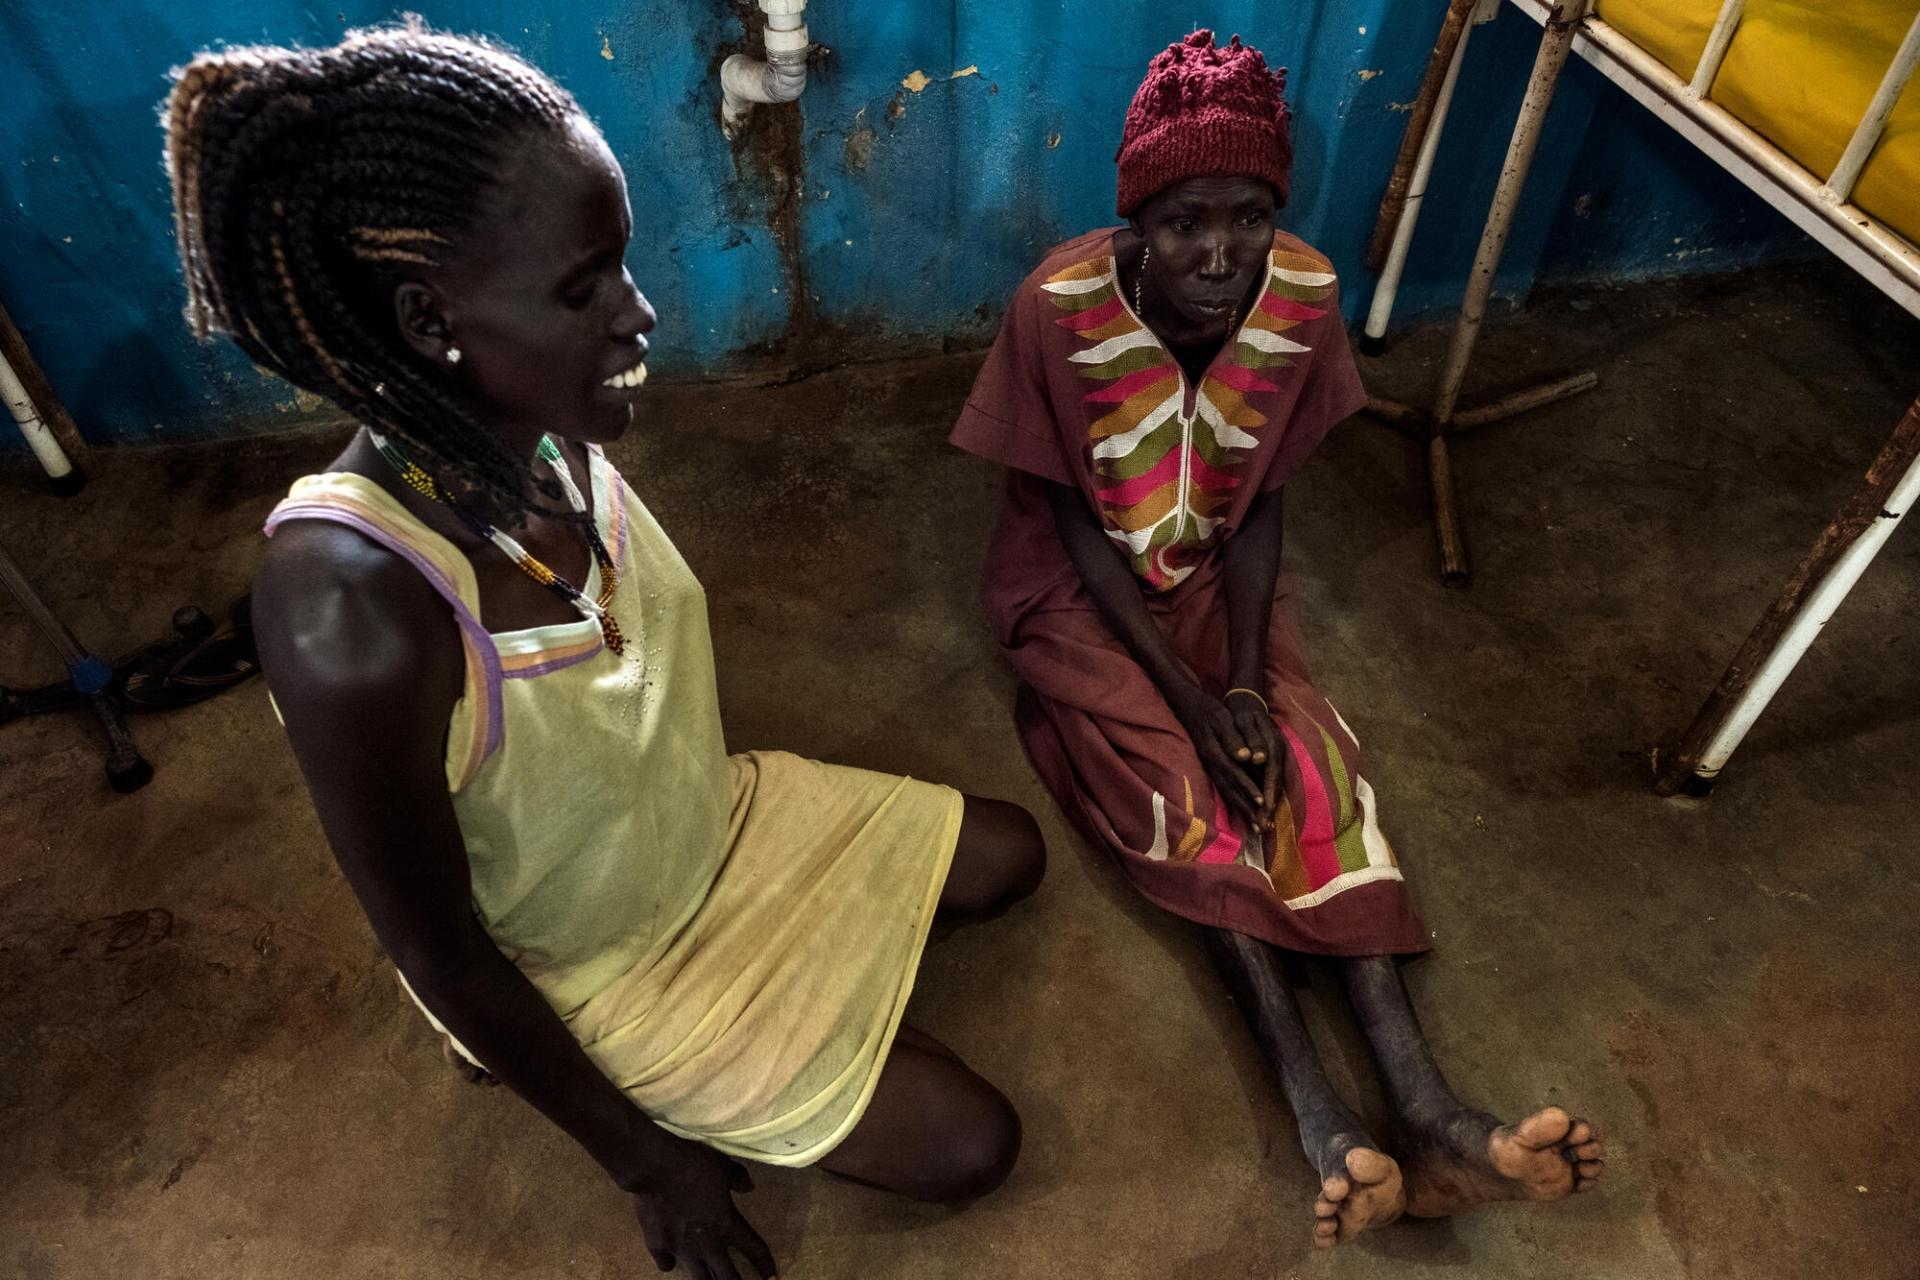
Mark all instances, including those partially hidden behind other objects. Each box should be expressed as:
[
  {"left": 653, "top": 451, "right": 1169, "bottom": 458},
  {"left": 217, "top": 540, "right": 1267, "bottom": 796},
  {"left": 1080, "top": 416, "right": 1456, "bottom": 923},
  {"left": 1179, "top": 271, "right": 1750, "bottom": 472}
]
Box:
[
  {"left": 1207, "top": 930, "right": 1405, "bottom": 1248},
  {"left": 1339, "top": 955, "right": 1604, "bottom": 1217}
]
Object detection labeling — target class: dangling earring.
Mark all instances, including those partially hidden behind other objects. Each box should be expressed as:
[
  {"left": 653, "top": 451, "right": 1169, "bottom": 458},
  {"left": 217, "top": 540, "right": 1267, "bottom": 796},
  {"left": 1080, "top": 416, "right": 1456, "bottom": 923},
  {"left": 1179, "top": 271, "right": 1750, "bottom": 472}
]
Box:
[
  {"left": 444, "top": 346, "right": 462, "bottom": 365},
  {"left": 1134, "top": 243, "right": 1149, "bottom": 319}
]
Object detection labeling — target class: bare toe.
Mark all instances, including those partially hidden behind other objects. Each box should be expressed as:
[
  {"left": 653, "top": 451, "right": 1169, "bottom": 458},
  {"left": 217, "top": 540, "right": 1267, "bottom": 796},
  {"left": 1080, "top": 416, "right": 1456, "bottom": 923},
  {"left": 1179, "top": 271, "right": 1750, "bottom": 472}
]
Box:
[
  {"left": 1507, "top": 1106, "right": 1573, "bottom": 1151},
  {"left": 1333, "top": 1148, "right": 1406, "bottom": 1242},
  {"left": 1346, "top": 1147, "right": 1395, "bottom": 1184},
  {"left": 1488, "top": 1108, "right": 1588, "bottom": 1202},
  {"left": 1405, "top": 1104, "right": 1602, "bottom": 1216}
]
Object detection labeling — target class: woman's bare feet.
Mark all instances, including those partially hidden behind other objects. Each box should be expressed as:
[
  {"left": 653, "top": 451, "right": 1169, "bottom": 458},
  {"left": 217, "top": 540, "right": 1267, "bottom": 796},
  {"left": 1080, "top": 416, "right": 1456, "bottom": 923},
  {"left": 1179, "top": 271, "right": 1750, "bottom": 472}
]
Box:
[
  {"left": 1401, "top": 1105, "right": 1603, "bottom": 1217},
  {"left": 1311, "top": 1135, "right": 1407, "bottom": 1248}
]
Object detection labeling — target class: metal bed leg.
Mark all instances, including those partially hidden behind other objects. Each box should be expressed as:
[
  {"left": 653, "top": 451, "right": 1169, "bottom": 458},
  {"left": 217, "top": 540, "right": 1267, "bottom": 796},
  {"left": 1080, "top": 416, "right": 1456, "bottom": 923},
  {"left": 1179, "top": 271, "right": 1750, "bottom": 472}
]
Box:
[
  {"left": 1655, "top": 397, "right": 1920, "bottom": 796},
  {"left": 1367, "top": 0, "right": 1598, "bottom": 586}
]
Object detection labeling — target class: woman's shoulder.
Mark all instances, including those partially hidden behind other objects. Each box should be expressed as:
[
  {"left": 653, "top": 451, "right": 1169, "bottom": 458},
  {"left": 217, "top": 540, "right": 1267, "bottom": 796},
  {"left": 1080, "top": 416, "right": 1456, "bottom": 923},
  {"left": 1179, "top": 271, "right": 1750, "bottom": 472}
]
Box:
[
  {"left": 1035, "top": 226, "right": 1120, "bottom": 268},
  {"left": 1013, "top": 227, "right": 1122, "bottom": 294},
  {"left": 1266, "top": 229, "right": 1338, "bottom": 279},
  {"left": 254, "top": 513, "right": 462, "bottom": 703}
]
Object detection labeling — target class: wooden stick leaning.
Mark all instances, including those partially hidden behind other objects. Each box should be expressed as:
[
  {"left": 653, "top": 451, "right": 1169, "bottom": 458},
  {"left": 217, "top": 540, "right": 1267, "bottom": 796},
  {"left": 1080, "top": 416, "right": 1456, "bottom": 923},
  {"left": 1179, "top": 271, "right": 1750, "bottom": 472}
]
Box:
[
  {"left": 0, "top": 301, "right": 94, "bottom": 473},
  {"left": 1365, "top": 0, "right": 1480, "bottom": 273}
]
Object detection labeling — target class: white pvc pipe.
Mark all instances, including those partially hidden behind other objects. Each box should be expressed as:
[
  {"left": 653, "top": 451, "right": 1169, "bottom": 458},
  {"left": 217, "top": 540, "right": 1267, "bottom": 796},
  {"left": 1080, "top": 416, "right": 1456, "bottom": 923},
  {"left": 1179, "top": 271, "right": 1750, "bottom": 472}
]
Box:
[
  {"left": 1823, "top": 10, "right": 1920, "bottom": 205},
  {"left": 1692, "top": 446, "right": 1920, "bottom": 779},
  {"left": 1365, "top": 18, "right": 1477, "bottom": 345},
  {"left": 720, "top": 0, "right": 809, "bottom": 139},
  {"left": 0, "top": 347, "right": 72, "bottom": 480},
  {"left": 1688, "top": 0, "right": 1744, "bottom": 98}
]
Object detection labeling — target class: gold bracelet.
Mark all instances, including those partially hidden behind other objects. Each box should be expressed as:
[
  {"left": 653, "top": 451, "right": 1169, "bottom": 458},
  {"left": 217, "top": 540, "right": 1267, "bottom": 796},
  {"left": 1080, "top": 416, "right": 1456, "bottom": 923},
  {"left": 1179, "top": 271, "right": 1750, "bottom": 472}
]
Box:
[{"left": 1224, "top": 687, "right": 1270, "bottom": 715}]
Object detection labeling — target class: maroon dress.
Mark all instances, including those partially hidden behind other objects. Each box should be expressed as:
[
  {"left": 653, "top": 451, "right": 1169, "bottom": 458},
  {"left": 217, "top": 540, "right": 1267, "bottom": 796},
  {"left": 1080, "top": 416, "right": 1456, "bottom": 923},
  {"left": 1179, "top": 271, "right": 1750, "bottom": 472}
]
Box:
[{"left": 952, "top": 227, "right": 1428, "bottom": 955}]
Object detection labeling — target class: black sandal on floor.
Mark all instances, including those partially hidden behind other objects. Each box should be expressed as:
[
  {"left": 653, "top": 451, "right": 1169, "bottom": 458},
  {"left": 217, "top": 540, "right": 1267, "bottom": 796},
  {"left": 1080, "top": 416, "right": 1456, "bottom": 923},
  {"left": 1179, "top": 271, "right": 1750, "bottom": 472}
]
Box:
[{"left": 120, "top": 601, "right": 259, "bottom": 711}]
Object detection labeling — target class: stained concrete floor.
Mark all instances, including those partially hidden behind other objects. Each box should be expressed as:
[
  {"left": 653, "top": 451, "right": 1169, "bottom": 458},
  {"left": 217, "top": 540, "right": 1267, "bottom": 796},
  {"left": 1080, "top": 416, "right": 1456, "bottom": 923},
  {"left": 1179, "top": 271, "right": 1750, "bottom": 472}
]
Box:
[{"left": 3, "top": 262, "right": 1917, "bottom": 1279}]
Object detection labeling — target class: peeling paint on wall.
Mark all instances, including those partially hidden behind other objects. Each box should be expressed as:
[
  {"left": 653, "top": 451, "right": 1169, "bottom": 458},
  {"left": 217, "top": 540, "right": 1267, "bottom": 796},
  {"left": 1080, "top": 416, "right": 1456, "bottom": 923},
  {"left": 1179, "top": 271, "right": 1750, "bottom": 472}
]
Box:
[
  {"left": 843, "top": 121, "right": 876, "bottom": 171},
  {"left": 902, "top": 65, "right": 979, "bottom": 91}
]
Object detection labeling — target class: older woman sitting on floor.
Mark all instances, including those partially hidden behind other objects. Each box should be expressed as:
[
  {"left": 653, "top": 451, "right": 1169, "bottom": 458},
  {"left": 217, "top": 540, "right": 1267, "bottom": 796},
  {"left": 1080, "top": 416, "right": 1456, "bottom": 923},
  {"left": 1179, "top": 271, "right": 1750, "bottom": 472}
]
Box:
[{"left": 951, "top": 30, "right": 1605, "bottom": 1248}]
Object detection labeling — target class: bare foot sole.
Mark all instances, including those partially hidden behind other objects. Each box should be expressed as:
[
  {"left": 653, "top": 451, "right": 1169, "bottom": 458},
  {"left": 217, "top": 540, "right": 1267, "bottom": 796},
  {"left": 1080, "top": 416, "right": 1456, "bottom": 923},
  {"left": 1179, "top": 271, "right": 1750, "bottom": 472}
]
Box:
[
  {"left": 1312, "top": 1142, "right": 1406, "bottom": 1248},
  {"left": 1402, "top": 1105, "right": 1604, "bottom": 1218}
]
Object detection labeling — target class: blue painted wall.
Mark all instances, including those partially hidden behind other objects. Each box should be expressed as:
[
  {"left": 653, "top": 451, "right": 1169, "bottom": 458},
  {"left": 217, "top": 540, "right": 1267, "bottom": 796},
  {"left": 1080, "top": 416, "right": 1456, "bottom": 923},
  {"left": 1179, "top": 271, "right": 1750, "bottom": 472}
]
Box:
[
  {"left": 1538, "top": 80, "right": 1816, "bottom": 285},
  {"left": 0, "top": 1, "right": 1807, "bottom": 449}
]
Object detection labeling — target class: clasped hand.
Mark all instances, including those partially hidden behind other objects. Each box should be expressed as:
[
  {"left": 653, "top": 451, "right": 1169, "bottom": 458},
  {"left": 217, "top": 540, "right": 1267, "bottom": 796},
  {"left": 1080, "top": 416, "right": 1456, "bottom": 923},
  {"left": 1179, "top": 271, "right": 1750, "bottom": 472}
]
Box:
[{"left": 1167, "top": 683, "right": 1284, "bottom": 835}]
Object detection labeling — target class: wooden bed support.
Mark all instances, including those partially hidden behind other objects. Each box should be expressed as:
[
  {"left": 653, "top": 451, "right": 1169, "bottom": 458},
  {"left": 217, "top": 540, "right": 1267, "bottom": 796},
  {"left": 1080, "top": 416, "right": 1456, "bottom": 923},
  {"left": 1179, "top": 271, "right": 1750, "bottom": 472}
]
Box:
[
  {"left": 1655, "top": 399, "right": 1920, "bottom": 795},
  {"left": 1365, "top": 0, "right": 1920, "bottom": 794}
]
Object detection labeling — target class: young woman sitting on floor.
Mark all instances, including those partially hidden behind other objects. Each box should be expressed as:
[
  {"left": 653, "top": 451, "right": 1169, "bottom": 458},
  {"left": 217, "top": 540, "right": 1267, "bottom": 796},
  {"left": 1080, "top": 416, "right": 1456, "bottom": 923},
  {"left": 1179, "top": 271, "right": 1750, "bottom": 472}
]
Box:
[{"left": 163, "top": 25, "right": 1045, "bottom": 1278}]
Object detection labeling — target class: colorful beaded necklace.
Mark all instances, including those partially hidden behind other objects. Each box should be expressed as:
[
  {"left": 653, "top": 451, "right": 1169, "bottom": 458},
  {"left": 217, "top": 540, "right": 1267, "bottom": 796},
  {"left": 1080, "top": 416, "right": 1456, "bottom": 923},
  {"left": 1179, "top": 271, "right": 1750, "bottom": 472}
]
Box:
[{"left": 370, "top": 431, "right": 625, "bottom": 655}]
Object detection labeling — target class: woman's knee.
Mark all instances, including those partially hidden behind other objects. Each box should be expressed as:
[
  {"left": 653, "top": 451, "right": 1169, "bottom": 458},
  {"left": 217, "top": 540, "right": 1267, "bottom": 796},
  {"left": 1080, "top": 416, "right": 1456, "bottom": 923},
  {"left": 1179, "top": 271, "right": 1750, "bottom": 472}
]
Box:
[
  {"left": 995, "top": 800, "right": 1047, "bottom": 905},
  {"left": 918, "top": 1082, "right": 1022, "bottom": 1205},
  {"left": 821, "top": 1039, "right": 1022, "bottom": 1204},
  {"left": 949, "top": 796, "right": 1047, "bottom": 917}
]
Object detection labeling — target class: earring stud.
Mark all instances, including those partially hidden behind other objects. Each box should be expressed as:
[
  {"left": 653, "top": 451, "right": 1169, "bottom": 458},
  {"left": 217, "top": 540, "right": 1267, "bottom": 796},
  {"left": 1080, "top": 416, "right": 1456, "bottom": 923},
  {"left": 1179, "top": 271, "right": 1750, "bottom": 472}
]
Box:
[{"left": 445, "top": 346, "right": 462, "bottom": 365}]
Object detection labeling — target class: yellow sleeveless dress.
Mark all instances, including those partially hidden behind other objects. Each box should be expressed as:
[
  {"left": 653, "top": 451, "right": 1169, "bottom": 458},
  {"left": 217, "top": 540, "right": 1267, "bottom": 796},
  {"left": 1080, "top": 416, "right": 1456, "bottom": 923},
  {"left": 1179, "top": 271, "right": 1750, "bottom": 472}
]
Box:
[{"left": 264, "top": 446, "right": 963, "bottom": 1165}]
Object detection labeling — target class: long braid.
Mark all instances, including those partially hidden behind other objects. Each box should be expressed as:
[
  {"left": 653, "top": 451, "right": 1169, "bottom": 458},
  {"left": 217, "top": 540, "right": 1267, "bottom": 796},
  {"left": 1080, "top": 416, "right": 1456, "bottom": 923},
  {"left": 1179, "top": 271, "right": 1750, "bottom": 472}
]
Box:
[{"left": 161, "top": 22, "right": 583, "bottom": 525}]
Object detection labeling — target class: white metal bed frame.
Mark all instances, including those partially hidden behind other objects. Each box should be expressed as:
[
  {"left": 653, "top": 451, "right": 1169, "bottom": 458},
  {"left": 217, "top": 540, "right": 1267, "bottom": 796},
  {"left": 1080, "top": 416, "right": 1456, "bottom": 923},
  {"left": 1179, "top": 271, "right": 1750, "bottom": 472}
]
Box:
[{"left": 1364, "top": 0, "right": 1920, "bottom": 796}]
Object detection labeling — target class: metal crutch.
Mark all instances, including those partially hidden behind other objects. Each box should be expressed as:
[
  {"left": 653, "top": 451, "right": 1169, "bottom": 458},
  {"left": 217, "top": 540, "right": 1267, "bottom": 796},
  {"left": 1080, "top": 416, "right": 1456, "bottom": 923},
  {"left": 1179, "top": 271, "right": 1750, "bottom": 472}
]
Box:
[{"left": 0, "top": 537, "right": 153, "bottom": 792}]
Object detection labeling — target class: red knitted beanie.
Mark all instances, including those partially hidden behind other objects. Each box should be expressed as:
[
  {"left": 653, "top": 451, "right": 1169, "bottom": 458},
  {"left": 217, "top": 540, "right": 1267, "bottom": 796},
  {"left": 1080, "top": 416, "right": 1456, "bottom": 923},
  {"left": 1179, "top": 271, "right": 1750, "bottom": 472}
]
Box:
[{"left": 1115, "top": 30, "right": 1294, "bottom": 217}]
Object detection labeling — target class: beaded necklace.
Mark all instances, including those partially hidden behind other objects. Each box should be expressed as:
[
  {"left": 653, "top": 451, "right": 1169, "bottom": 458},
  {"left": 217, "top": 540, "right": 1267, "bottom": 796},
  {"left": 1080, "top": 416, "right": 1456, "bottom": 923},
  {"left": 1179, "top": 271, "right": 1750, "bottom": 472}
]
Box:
[{"left": 369, "top": 431, "right": 625, "bottom": 655}]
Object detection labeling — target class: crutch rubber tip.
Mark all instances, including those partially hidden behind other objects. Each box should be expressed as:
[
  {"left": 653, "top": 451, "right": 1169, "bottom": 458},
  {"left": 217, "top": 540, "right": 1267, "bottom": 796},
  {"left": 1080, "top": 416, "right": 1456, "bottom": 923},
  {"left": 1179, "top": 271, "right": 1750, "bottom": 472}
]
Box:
[
  {"left": 48, "top": 471, "right": 86, "bottom": 498},
  {"left": 1359, "top": 333, "right": 1388, "bottom": 358},
  {"left": 171, "top": 606, "right": 215, "bottom": 643},
  {"left": 107, "top": 754, "right": 154, "bottom": 793}
]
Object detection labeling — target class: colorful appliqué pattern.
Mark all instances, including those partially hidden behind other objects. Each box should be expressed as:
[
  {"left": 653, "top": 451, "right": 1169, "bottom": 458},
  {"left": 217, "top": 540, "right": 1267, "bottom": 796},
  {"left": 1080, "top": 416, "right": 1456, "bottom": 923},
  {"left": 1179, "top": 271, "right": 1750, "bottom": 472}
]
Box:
[
  {"left": 1141, "top": 691, "right": 1406, "bottom": 907},
  {"left": 1042, "top": 241, "right": 1337, "bottom": 591}
]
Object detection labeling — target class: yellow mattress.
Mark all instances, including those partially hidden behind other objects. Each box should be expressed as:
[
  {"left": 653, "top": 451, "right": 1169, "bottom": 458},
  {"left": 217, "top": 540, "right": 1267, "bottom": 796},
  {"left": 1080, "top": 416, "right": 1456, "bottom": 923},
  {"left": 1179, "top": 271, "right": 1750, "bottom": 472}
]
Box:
[{"left": 1592, "top": 0, "right": 1920, "bottom": 245}]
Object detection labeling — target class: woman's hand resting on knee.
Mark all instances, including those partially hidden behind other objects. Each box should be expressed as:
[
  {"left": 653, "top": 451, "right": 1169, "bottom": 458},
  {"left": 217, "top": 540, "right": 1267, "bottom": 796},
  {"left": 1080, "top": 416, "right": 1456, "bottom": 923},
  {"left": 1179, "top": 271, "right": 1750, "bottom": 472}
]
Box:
[
  {"left": 1165, "top": 682, "right": 1282, "bottom": 833},
  {"left": 1224, "top": 687, "right": 1284, "bottom": 831},
  {"left": 627, "top": 1136, "right": 776, "bottom": 1279}
]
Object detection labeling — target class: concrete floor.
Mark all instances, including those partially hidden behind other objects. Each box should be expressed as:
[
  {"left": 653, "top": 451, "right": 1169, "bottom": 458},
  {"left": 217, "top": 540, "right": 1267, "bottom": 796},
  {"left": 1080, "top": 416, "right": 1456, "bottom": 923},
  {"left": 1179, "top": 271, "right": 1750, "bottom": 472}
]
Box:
[{"left": 3, "top": 262, "right": 1917, "bottom": 1279}]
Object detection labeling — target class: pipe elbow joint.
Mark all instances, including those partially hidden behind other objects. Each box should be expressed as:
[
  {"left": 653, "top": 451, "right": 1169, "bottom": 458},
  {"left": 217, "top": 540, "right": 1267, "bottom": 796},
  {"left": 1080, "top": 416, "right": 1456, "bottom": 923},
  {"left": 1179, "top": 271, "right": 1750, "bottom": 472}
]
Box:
[
  {"left": 761, "top": 54, "right": 808, "bottom": 104},
  {"left": 719, "top": 0, "right": 809, "bottom": 134}
]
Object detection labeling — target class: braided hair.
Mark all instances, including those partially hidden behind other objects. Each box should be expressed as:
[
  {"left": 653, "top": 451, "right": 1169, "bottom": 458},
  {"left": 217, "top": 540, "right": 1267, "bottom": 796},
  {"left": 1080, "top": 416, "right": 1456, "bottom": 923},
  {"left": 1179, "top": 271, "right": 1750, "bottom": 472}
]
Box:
[{"left": 163, "top": 21, "right": 585, "bottom": 523}]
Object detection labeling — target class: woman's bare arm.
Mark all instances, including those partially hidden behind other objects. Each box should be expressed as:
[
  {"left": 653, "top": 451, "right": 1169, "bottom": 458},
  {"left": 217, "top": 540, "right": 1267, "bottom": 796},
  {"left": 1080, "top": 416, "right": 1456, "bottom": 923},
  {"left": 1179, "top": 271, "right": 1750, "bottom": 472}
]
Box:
[
  {"left": 253, "top": 522, "right": 773, "bottom": 1277},
  {"left": 1043, "top": 481, "right": 1267, "bottom": 825}
]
